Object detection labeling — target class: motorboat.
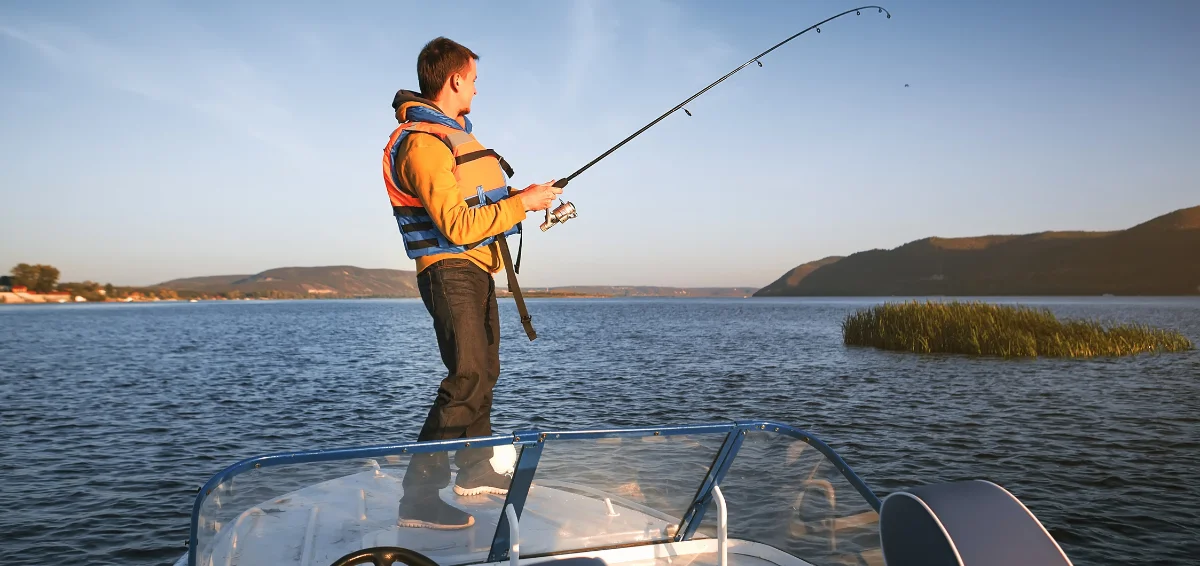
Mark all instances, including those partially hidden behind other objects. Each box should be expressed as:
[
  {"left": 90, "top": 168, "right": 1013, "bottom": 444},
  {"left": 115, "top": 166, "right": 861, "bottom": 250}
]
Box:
[{"left": 177, "top": 420, "right": 1073, "bottom": 566}]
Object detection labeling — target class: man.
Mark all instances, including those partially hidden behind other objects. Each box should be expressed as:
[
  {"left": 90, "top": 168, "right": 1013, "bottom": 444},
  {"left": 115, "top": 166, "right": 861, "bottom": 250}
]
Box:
[{"left": 382, "top": 37, "right": 562, "bottom": 529}]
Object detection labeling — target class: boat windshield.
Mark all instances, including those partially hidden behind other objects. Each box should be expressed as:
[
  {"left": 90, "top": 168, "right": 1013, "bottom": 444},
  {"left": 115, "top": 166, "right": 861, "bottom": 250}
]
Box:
[{"left": 191, "top": 422, "right": 880, "bottom": 566}]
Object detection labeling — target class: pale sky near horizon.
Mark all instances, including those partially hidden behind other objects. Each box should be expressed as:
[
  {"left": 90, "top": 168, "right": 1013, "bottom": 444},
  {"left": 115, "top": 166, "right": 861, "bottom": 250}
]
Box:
[{"left": 2, "top": 0, "right": 1197, "bottom": 287}]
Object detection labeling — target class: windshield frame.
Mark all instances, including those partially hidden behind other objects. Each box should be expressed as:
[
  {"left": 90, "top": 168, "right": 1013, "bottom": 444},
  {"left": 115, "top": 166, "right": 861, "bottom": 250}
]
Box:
[{"left": 187, "top": 420, "right": 880, "bottom": 566}]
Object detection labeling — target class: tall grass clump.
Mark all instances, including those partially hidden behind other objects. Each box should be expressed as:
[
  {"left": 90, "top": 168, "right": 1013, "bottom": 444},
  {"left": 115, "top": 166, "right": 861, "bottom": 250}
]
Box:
[{"left": 842, "top": 301, "right": 1194, "bottom": 357}]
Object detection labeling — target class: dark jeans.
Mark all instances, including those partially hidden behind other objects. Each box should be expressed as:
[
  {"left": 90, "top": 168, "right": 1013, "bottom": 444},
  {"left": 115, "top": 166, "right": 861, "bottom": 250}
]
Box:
[{"left": 402, "top": 259, "right": 500, "bottom": 499}]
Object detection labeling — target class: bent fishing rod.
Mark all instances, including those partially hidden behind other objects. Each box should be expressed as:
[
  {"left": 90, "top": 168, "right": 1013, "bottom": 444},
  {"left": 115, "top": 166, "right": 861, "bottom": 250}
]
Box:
[{"left": 539, "top": 5, "right": 891, "bottom": 231}]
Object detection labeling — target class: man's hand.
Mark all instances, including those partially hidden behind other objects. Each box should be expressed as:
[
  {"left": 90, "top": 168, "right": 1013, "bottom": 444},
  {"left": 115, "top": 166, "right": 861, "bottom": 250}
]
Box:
[{"left": 518, "top": 180, "right": 563, "bottom": 212}]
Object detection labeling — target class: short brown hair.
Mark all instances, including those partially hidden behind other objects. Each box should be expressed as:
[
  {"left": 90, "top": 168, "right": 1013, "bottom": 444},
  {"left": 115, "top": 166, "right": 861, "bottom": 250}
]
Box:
[{"left": 417, "top": 37, "right": 479, "bottom": 99}]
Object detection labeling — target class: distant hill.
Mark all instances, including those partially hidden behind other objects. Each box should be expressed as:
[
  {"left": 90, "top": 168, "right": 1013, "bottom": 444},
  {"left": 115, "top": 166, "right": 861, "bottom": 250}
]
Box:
[
  {"left": 755, "top": 205, "right": 1200, "bottom": 297},
  {"left": 755, "top": 256, "right": 844, "bottom": 296},
  {"left": 159, "top": 266, "right": 420, "bottom": 297},
  {"left": 158, "top": 267, "right": 755, "bottom": 298}
]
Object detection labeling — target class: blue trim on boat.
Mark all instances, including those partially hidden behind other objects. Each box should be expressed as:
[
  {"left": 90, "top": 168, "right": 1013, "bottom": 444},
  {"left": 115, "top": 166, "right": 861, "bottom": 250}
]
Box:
[
  {"left": 768, "top": 422, "right": 881, "bottom": 513},
  {"left": 187, "top": 435, "right": 520, "bottom": 566},
  {"left": 678, "top": 426, "right": 746, "bottom": 541},
  {"left": 488, "top": 431, "right": 545, "bottom": 562}
]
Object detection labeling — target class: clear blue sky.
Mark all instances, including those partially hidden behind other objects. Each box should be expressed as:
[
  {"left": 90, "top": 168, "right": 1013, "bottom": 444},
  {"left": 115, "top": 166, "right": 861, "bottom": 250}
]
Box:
[{"left": 2, "top": 0, "right": 1197, "bottom": 287}]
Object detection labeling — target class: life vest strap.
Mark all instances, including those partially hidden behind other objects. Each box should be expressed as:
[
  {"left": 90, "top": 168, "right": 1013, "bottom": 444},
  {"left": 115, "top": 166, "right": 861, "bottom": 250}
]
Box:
[
  {"left": 400, "top": 221, "right": 435, "bottom": 234},
  {"left": 394, "top": 195, "right": 493, "bottom": 216},
  {"left": 497, "top": 235, "right": 536, "bottom": 341},
  {"left": 514, "top": 229, "right": 523, "bottom": 274},
  {"left": 406, "top": 129, "right": 454, "bottom": 153},
  {"left": 456, "top": 149, "right": 515, "bottom": 178},
  {"left": 407, "top": 238, "right": 441, "bottom": 251},
  {"left": 392, "top": 206, "right": 424, "bottom": 217}
]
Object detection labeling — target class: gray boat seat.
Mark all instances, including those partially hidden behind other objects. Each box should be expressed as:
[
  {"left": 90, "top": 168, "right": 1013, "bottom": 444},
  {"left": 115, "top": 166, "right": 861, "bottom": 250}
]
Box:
[{"left": 879, "top": 480, "right": 1073, "bottom": 566}]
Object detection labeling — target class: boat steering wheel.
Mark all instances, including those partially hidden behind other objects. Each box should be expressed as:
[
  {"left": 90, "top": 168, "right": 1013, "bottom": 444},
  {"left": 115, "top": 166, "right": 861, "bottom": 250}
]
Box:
[{"left": 328, "top": 546, "right": 440, "bottom": 566}]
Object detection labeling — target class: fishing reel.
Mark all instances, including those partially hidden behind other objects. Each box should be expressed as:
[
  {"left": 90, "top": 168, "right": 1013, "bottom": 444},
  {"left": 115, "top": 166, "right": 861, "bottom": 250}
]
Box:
[{"left": 540, "top": 200, "right": 577, "bottom": 232}]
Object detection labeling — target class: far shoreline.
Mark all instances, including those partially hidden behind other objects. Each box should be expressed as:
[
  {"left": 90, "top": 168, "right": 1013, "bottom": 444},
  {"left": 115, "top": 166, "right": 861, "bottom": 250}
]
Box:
[{"left": 5, "top": 294, "right": 1200, "bottom": 308}]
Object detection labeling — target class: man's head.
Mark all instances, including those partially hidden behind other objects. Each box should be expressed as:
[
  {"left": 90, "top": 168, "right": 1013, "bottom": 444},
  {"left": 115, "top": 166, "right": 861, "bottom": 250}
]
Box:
[{"left": 417, "top": 37, "right": 479, "bottom": 118}]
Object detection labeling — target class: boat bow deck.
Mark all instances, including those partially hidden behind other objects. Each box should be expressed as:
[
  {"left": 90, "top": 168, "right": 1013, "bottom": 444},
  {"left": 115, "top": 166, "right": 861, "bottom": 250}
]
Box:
[{"left": 186, "top": 422, "right": 883, "bottom": 566}]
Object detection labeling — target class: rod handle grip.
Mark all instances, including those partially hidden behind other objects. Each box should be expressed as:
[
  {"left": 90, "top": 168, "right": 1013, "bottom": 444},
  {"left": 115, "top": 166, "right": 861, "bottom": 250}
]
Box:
[{"left": 552, "top": 178, "right": 569, "bottom": 189}]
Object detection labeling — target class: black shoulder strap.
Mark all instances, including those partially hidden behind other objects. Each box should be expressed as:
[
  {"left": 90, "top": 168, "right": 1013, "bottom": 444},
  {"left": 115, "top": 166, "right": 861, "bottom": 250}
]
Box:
[
  {"left": 455, "top": 148, "right": 516, "bottom": 178},
  {"left": 405, "top": 129, "right": 454, "bottom": 153},
  {"left": 497, "top": 235, "right": 536, "bottom": 341},
  {"left": 514, "top": 224, "right": 523, "bottom": 274}
]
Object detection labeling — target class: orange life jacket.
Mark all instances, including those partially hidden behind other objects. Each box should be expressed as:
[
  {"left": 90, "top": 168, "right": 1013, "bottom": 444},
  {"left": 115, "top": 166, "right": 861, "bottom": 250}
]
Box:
[{"left": 382, "top": 110, "right": 519, "bottom": 258}]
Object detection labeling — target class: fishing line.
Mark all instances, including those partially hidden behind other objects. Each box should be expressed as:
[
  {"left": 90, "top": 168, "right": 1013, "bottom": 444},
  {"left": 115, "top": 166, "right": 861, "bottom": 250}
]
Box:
[{"left": 539, "top": 5, "right": 892, "bottom": 231}]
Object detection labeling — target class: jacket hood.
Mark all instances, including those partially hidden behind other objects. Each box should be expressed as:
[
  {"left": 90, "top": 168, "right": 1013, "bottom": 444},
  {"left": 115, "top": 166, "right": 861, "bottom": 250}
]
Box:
[{"left": 391, "top": 89, "right": 471, "bottom": 132}]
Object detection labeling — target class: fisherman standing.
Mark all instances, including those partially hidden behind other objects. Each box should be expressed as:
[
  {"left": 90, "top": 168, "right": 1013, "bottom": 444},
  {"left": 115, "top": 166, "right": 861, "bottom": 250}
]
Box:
[{"left": 381, "top": 37, "right": 562, "bottom": 529}]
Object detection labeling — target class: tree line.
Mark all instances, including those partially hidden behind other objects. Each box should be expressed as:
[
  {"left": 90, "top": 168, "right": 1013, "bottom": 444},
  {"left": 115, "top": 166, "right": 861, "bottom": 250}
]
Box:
[
  {"left": 5, "top": 263, "right": 60, "bottom": 293},
  {"left": 4, "top": 263, "right": 316, "bottom": 301}
]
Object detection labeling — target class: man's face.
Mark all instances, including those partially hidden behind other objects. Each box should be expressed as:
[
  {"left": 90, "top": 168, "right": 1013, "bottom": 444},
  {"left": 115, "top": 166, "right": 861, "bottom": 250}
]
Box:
[{"left": 454, "top": 59, "right": 478, "bottom": 116}]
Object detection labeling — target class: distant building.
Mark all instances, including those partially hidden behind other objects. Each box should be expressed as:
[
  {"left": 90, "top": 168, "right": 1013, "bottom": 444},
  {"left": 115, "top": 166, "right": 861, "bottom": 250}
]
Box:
[{"left": 12, "top": 285, "right": 28, "bottom": 293}]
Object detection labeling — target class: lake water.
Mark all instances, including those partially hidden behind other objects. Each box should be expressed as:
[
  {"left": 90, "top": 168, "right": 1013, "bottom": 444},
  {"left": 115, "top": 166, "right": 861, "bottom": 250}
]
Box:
[{"left": 1, "top": 297, "right": 1198, "bottom": 565}]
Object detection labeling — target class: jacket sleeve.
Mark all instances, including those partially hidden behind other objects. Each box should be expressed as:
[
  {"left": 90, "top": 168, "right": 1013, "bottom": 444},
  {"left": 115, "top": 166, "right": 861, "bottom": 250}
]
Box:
[{"left": 397, "top": 134, "right": 527, "bottom": 246}]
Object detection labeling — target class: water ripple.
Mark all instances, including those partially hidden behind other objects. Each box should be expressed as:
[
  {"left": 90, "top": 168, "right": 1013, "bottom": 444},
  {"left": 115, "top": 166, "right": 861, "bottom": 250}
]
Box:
[{"left": 1, "top": 297, "right": 1198, "bottom": 565}]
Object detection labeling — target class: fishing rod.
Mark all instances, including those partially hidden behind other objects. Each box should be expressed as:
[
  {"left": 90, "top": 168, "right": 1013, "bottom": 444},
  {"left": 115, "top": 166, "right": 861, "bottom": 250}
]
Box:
[{"left": 539, "top": 5, "right": 892, "bottom": 231}]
